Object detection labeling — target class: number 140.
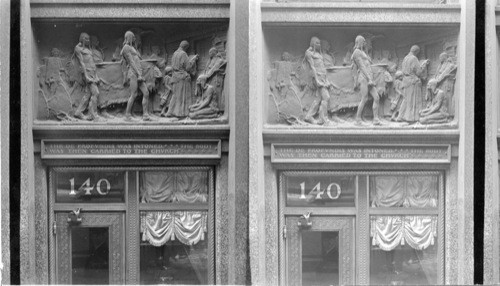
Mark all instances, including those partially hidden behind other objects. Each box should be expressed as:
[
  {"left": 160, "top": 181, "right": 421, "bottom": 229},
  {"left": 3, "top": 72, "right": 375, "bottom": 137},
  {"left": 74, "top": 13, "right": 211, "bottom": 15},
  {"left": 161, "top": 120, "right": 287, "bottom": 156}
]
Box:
[{"left": 69, "top": 177, "right": 111, "bottom": 196}]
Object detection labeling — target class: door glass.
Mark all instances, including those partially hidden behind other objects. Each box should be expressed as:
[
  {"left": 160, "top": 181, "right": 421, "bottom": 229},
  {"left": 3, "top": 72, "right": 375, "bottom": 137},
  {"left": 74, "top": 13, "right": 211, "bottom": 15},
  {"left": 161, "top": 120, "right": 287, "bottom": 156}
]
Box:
[
  {"left": 370, "top": 216, "right": 438, "bottom": 285},
  {"left": 139, "top": 211, "right": 208, "bottom": 285},
  {"left": 301, "top": 231, "right": 339, "bottom": 286},
  {"left": 71, "top": 227, "right": 109, "bottom": 285}
]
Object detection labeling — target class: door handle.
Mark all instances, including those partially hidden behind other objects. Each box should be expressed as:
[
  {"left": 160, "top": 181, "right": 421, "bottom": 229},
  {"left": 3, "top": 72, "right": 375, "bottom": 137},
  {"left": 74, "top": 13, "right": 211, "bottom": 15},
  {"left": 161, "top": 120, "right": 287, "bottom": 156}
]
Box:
[
  {"left": 297, "top": 211, "right": 312, "bottom": 229},
  {"left": 67, "top": 208, "right": 82, "bottom": 225}
]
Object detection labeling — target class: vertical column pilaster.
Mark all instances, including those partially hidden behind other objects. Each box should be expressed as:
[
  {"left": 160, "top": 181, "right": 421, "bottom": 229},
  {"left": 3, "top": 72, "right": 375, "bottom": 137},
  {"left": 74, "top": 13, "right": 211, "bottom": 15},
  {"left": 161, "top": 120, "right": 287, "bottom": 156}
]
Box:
[
  {"left": 485, "top": 0, "right": 500, "bottom": 284},
  {"left": 248, "top": 0, "right": 267, "bottom": 284},
  {"left": 20, "top": 0, "right": 36, "bottom": 283},
  {"left": 456, "top": 0, "right": 475, "bottom": 284},
  {"left": 228, "top": 0, "right": 250, "bottom": 284},
  {"left": 0, "top": 0, "right": 10, "bottom": 284}
]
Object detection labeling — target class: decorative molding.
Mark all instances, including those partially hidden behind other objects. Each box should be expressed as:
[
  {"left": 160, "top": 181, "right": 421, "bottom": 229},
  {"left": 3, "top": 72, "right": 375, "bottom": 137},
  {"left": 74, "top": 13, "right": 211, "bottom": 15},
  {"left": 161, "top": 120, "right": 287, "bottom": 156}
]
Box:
[
  {"left": 438, "top": 172, "right": 445, "bottom": 284},
  {"left": 357, "top": 176, "right": 369, "bottom": 285},
  {"left": 278, "top": 170, "right": 442, "bottom": 285},
  {"left": 42, "top": 139, "right": 222, "bottom": 160},
  {"left": 30, "top": 1, "right": 230, "bottom": 19},
  {"left": 208, "top": 168, "right": 215, "bottom": 284},
  {"left": 272, "top": 144, "right": 451, "bottom": 164},
  {"left": 263, "top": 129, "right": 460, "bottom": 144},
  {"left": 127, "top": 171, "right": 138, "bottom": 284},
  {"left": 215, "top": 156, "right": 229, "bottom": 284},
  {"left": 33, "top": 125, "right": 230, "bottom": 141},
  {"left": 279, "top": 171, "right": 286, "bottom": 286},
  {"left": 445, "top": 162, "right": 458, "bottom": 284},
  {"left": 55, "top": 212, "right": 124, "bottom": 284},
  {"left": 48, "top": 169, "right": 56, "bottom": 283},
  {"left": 55, "top": 214, "right": 71, "bottom": 284},
  {"left": 261, "top": 3, "right": 460, "bottom": 24},
  {"left": 34, "top": 156, "right": 49, "bottom": 284},
  {"left": 264, "top": 160, "right": 279, "bottom": 285},
  {"left": 285, "top": 216, "right": 355, "bottom": 286}
]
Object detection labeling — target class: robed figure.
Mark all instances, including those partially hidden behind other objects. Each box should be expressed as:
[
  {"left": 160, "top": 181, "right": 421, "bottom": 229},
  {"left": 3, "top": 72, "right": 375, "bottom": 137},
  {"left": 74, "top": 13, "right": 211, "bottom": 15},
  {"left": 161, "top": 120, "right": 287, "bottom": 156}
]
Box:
[
  {"left": 396, "top": 45, "right": 429, "bottom": 122},
  {"left": 434, "top": 52, "right": 457, "bottom": 117},
  {"left": 166, "top": 41, "right": 198, "bottom": 118}
]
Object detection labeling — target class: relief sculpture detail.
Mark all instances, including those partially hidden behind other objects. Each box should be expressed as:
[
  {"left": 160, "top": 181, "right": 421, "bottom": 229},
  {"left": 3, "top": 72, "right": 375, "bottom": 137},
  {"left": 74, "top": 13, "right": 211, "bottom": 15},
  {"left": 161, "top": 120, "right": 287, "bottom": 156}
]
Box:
[
  {"left": 36, "top": 27, "right": 227, "bottom": 124},
  {"left": 267, "top": 33, "right": 457, "bottom": 128}
]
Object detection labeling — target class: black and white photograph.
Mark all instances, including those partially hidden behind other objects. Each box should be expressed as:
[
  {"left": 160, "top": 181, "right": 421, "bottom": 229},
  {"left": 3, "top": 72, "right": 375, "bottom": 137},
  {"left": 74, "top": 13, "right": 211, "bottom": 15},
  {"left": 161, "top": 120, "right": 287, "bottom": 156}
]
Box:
[{"left": 0, "top": 0, "right": 497, "bottom": 285}]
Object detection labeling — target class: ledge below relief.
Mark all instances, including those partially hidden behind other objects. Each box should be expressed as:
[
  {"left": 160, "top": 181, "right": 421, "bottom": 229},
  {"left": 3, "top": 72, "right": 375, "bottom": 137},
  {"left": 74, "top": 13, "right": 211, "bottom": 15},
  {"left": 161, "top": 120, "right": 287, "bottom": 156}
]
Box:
[
  {"left": 262, "top": 128, "right": 460, "bottom": 145},
  {"left": 32, "top": 124, "right": 230, "bottom": 140}
]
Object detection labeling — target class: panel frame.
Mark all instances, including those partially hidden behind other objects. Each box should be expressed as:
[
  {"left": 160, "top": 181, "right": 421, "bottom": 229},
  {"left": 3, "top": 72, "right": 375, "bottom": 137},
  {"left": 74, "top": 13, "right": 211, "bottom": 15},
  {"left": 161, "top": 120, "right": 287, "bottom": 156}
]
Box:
[
  {"left": 48, "top": 166, "right": 216, "bottom": 285},
  {"left": 134, "top": 166, "right": 215, "bottom": 285},
  {"left": 53, "top": 212, "right": 125, "bottom": 285},
  {"left": 367, "top": 171, "right": 445, "bottom": 285},
  {"left": 278, "top": 170, "right": 445, "bottom": 286},
  {"left": 285, "top": 216, "right": 355, "bottom": 286}
]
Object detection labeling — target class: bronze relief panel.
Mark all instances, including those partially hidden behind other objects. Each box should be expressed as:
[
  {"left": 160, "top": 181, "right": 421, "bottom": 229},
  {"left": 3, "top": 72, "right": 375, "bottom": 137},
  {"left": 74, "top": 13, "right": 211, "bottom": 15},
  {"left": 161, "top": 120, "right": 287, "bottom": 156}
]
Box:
[
  {"left": 265, "top": 26, "right": 458, "bottom": 129},
  {"left": 34, "top": 22, "right": 228, "bottom": 124}
]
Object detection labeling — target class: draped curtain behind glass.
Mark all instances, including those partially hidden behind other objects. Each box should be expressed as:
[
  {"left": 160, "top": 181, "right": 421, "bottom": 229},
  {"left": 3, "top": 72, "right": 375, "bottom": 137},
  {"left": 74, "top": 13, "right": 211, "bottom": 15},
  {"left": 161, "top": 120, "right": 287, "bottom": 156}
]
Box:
[
  {"left": 370, "top": 175, "right": 438, "bottom": 251},
  {"left": 140, "top": 171, "right": 209, "bottom": 246}
]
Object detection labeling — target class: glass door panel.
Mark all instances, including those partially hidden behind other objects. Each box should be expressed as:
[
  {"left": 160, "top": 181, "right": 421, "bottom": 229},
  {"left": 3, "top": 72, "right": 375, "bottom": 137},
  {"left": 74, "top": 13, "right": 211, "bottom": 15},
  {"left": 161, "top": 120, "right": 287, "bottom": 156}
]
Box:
[
  {"left": 301, "top": 231, "right": 339, "bottom": 286},
  {"left": 55, "top": 212, "right": 124, "bottom": 284},
  {"left": 71, "top": 227, "right": 109, "bottom": 284},
  {"left": 286, "top": 216, "right": 355, "bottom": 286}
]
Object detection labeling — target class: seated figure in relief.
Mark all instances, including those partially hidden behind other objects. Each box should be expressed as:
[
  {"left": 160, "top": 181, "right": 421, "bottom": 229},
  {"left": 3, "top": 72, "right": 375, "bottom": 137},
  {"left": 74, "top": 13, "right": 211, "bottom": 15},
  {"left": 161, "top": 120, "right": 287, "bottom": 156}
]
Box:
[
  {"left": 204, "top": 47, "right": 226, "bottom": 80},
  {"left": 418, "top": 79, "right": 449, "bottom": 125},
  {"left": 188, "top": 75, "right": 219, "bottom": 119},
  {"left": 434, "top": 52, "right": 457, "bottom": 116}
]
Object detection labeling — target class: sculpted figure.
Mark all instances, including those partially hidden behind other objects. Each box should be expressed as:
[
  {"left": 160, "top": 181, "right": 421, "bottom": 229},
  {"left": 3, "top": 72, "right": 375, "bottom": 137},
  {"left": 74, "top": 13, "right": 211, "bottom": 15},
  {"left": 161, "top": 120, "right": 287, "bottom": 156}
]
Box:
[
  {"left": 434, "top": 52, "right": 457, "bottom": 114},
  {"left": 419, "top": 79, "right": 449, "bottom": 124},
  {"left": 281, "top": 52, "right": 294, "bottom": 62},
  {"left": 304, "top": 36, "right": 332, "bottom": 125},
  {"left": 121, "top": 31, "right": 152, "bottom": 121},
  {"left": 396, "top": 45, "right": 429, "bottom": 122},
  {"left": 390, "top": 71, "right": 404, "bottom": 121},
  {"left": 188, "top": 75, "right": 219, "bottom": 119},
  {"left": 112, "top": 28, "right": 151, "bottom": 61},
  {"left": 73, "top": 32, "right": 102, "bottom": 121},
  {"left": 352, "top": 35, "right": 381, "bottom": 125},
  {"left": 166, "top": 40, "right": 199, "bottom": 118},
  {"left": 321, "top": 40, "right": 335, "bottom": 68},
  {"left": 90, "top": 35, "right": 104, "bottom": 63},
  {"left": 160, "top": 66, "right": 173, "bottom": 116},
  {"left": 112, "top": 37, "right": 124, "bottom": 62},
  {"left": 43, "top": 48, "right": 67, "bottom": 94},
  {"left": 148, "top": 45, "right": 166, "bottom": 69},
  {"left": 204, "top": 47, "right": 225, "bottom": 79}
]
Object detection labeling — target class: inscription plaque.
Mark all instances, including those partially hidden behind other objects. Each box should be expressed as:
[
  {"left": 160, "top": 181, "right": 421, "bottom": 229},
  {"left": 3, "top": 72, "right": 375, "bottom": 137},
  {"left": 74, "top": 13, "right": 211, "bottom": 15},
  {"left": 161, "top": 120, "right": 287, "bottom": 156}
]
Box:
[
  {"left": 42, "top": 140, "right": 221, "bottom": 159},
  {"left": 272, "top": 144, "right": 451, "bottom": 164}
]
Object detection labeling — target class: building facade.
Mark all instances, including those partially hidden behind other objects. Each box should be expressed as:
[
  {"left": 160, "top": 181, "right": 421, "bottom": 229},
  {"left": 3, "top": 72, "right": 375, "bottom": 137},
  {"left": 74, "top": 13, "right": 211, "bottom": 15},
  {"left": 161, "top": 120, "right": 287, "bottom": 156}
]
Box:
[
  {"left": 5, "top": 0, "right": 481, "bottom": 285},
  {"left": 485, "top": 0, "right": 500, "bottom": 284}
]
